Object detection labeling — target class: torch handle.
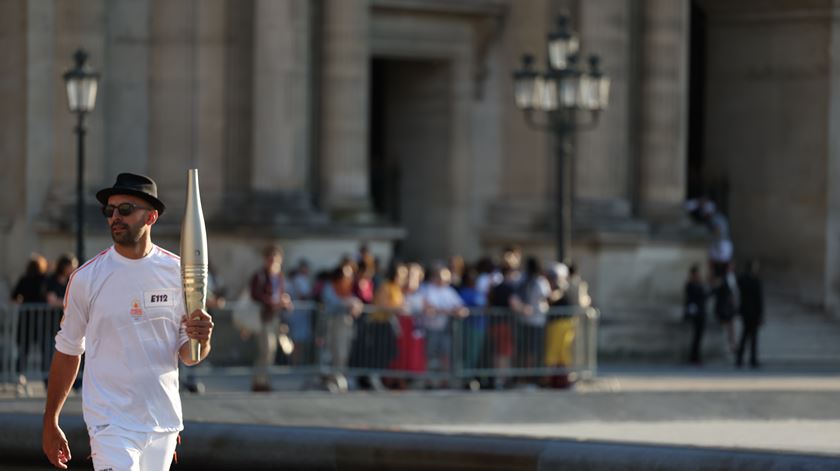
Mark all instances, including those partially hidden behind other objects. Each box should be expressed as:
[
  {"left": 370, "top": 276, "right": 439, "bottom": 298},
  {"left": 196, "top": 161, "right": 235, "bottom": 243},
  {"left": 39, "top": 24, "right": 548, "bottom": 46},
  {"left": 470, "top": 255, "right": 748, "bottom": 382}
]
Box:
[
  {"left": 183, "top": 264, "right": 207, "bottom": 362},
  {"left": 190, "top": 338, "right": 201, "bottom": 363}
]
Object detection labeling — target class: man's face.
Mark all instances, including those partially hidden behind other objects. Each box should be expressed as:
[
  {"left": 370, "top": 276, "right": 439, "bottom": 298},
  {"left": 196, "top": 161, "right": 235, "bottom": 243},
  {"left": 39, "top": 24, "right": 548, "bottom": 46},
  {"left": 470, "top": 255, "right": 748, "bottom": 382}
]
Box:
[
  {"left": 106, "top": 195, "right": 153, "bottom": 246},
  {"left": 395, "top": 266, "right": 408, "bottom": 286},
  {"left": 433, "top": 268, "right": 451, "bottom": 286},
  {"left": 265, "top": 252, "right": 282, "bottom": 273},
  {"left": 503, "top": 250, "right": 521, "bottom": 270}
]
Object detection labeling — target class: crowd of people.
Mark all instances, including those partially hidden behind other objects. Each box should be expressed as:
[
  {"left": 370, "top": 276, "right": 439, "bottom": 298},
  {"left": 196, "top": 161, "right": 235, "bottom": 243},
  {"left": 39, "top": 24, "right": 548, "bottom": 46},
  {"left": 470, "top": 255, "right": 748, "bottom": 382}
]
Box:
[
  {"left": 243, "top": 244, "right": 592, "bottom": 392},
  {"left": 4, "top": 244, "right": 593, "bottom": 393},
  {"left": 10, "top": 252, "right": 79, "bottom": 307},
  {"left": 7, "top": 253, "right": 79, "bottom": 381},
  {"left": 7, "top": 196, "right": 766, "bottom": 392}
]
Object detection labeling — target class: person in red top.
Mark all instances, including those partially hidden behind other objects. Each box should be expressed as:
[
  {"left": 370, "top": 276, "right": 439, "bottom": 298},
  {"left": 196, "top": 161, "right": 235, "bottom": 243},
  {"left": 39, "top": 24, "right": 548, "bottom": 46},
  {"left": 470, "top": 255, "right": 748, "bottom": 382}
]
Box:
[{"left": 353, "top": 259, "right": 375, "bottom": 304}]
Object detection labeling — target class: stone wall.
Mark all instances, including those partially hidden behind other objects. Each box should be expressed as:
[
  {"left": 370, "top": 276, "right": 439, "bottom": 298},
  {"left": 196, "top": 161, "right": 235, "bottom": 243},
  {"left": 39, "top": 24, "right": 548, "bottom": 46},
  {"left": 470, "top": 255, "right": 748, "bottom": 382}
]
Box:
[
  {"left": 5, "top": 0, "right": 826, "bottom": 334},
  {"left": 702, "top": 1, "right": 831, "bottom": 304},
  {"left": 0, "top": 0, "right": 28, "bottom": 284}
]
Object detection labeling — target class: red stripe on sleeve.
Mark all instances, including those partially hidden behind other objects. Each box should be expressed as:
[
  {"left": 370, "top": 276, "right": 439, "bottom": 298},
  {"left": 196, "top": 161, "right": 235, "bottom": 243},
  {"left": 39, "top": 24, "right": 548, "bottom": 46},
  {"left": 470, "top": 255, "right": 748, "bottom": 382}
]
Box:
[{"left": 63, "top": 247, "right": 110, "bottom": 310}]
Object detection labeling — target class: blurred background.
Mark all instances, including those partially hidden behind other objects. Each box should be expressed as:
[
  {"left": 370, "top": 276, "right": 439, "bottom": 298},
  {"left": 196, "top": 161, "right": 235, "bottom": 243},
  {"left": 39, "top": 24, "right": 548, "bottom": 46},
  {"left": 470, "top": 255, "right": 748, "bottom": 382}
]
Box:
[
  {"left": 2, "top": 0, "right": 840, "bottom": 367},
  {"left": 3, "top": 1, "right": 840, "bottom": 468}
]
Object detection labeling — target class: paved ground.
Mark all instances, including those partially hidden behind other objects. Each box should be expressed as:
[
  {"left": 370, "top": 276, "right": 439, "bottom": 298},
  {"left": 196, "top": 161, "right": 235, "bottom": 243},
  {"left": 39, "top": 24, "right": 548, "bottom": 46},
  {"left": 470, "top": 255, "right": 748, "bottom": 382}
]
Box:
[{"left": 3, "top": 366, "right": 839, "bottom": 457}]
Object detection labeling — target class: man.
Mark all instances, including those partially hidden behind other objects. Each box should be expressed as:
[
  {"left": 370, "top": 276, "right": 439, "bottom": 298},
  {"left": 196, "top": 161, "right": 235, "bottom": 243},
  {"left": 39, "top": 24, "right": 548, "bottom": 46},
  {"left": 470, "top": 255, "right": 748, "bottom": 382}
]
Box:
[
  {"left": 715, "top": 261, "right": 739, "bottom": 354},
  {"left": 42, "top": 173, "right": 214, "bottom": 470},
  {"left": 421, "top": 265, "right": 468, "bottom": 380},
  {"left": 684, "top": 264, "right": 708, "bottom": 365},
  {"left": 736, "top": 260, "right": 764, "bottom": 368},
  {"left": 249, "top": 245, "right": 293, "bottom": 392}
]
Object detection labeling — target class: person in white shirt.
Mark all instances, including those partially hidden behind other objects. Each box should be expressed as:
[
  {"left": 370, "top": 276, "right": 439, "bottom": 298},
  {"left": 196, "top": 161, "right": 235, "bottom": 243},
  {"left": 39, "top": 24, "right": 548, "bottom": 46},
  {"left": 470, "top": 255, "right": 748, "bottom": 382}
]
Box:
[
  {"left": 511, "top": 257, "right": 551, "bottom": 376},
  {"left": 42, "top": 173, "right": 213, "bottom": 471},
  {"left": 421, "top": 265, "right": 468, "bottom": 379}
]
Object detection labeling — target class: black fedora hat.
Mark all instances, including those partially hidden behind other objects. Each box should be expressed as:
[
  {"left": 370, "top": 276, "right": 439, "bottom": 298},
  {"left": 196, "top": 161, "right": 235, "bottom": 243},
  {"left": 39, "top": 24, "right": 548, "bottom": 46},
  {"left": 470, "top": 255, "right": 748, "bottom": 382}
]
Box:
[{"left": 96, "top": 173, "right": 166, "bottom": 215}]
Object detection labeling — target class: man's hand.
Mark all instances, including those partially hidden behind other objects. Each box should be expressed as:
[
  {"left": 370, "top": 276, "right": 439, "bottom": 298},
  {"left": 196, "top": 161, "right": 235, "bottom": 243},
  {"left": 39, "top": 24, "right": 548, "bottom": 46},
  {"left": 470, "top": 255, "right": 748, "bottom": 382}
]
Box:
[
  {"left": 453, "top": 306, "right": 470, "bottom": 318},
  {"left": 42, "top": 421, "right": 71, "bottom": 469},
  {"left": 181, "top": 309, "right": 213, "bottom": 365},
  {"left": 183, "top": 309, "right": 214, "bottom": 345},
  {"left": 277, "top": 293, "right": 294, "bottom": 312},
  {"left": 42, "top": 352, "right": 81, "bottom": 469},
  {"left": 349, "top": 298, "right": 364, "bottom": 318}
]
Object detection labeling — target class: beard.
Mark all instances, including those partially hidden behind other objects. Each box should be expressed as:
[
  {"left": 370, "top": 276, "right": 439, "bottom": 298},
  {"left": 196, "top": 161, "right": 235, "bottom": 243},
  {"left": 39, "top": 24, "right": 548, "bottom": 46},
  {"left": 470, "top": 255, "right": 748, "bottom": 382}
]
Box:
[{"left": 111, "top": 219, "right": 145, "bottom": 246}]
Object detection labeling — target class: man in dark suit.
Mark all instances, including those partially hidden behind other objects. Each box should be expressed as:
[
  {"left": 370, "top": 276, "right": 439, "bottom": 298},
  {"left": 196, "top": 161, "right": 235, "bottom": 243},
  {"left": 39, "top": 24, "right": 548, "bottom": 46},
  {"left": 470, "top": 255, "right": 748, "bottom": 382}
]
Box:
[
  {"left": 736, "top": 260, "right": 764, "bottom": 368},
  {"left": 684, "top": 265, "right": 708, "bottom": 365}
]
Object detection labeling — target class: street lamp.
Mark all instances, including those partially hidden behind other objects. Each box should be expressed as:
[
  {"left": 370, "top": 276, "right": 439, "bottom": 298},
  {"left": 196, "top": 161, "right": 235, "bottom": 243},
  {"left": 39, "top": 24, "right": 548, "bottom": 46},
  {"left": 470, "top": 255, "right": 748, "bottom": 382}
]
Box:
[
  {"left": 63, "top": 49, "right": 99, "bottom": 262},
  {"left": 512, "top": 15, "right": 610, "bottom": 263}
]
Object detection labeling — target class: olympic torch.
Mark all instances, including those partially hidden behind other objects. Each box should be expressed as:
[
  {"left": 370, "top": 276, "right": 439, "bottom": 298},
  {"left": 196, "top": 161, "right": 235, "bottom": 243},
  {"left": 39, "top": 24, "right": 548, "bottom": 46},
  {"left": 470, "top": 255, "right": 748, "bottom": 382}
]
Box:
[{"left": 181, "top": 168, "right": 208, "bottom": 362}]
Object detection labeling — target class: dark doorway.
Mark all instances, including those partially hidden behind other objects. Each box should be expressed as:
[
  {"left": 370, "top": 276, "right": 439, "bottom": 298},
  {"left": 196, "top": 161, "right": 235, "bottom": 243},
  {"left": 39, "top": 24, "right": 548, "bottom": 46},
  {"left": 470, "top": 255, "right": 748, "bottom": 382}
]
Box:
[
  {"left": 369, "top": 58, "right": 453, "bottom": 262},
  {"left": 369, "top": 59, "right": 399, "bottom": 223},
  {"left": 687, "top": 1, "right": 707, "bottom": 201}
]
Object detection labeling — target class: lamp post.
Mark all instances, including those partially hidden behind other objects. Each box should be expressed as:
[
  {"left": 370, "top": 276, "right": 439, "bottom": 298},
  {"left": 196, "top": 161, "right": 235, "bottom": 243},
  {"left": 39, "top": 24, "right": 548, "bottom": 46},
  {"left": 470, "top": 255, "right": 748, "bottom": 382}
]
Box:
[
  {"left": 63, "top": 49, "right": 99, "bottom": 263},
  {"left": 512, "top": 15, "right": 610, "bottom": 263}
]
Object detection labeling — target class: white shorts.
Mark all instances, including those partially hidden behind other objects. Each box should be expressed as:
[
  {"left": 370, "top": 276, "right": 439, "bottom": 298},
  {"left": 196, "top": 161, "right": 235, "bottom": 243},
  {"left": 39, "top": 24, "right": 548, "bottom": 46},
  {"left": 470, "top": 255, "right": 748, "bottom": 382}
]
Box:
[{"left": 88, "top": 424, "right": 179, "bottom": 471}]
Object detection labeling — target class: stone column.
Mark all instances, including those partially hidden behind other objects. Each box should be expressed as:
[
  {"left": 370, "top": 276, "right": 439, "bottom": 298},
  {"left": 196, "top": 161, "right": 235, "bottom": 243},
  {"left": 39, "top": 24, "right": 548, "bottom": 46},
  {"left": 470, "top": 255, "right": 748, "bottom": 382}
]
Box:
[
  {"left": 193, "top": 0, "right": 228, "bottom": 215},
  {"left": 146, "top": 0, "right": 230, "bottom": 216},
  {"left": 0, "top": 0, "right": 28, "bottom": 220},
  {"left": 52, "top": 0, "right": 107, "bottom": 199},
  {"left": 637, "top": 0, "right": 690, "bottom": 222},
  {"left": 26, "top": 0, "right": 56, "bottom": 220},
  {"left": 0, "top": 0, "right": 47, "bottom": 282},
  {"left": 500, "top": 0, "right": 551, "bottom": 205},
  {"left": 220, "top": 0, "right": 254, "bottom": 201},
  {"left": 148, "top": 0, "right": 195, "bottom": 209},
  {"left": 320, "top": 0, "right": 372, "bottom": 220},
  {"left": 575, "top": 0, "right": 635, "bottom": 226},
  {"left": 104, "top": 0, "right": 150, "bottom": 178},
  {"left": 483, "top": 0, "right": 552, "bottom": 235},
  {"left": 251, "top": 0, "right": 311, "bottom": 194}
]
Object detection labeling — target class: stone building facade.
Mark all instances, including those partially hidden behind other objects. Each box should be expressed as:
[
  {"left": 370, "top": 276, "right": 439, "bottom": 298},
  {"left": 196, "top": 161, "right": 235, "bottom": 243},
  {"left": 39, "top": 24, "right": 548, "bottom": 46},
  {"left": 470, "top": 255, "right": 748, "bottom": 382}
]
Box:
[{"left": 1, "top": 0, "right": 838, "bottom": 329}]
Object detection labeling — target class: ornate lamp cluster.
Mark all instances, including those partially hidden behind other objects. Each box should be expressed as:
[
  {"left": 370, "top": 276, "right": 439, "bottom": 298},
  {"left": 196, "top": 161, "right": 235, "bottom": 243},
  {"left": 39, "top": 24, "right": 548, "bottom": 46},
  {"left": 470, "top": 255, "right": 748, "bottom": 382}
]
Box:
[
  {"left": 512, "top": 16, "right": 610, "bottom": 114},
  {"left": 511, "top": 14, "right": 610, "bottom": 263}
]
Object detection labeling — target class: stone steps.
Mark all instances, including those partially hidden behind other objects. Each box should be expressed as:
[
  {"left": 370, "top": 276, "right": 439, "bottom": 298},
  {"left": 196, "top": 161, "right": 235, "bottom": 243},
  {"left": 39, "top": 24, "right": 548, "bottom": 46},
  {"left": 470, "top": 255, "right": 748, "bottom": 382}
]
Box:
[
  {"left": 598, "top": 292, "right": 840, "bottom": 366},
  {"left": 757, "top": 294, "right": 840, "bottom": 366}
]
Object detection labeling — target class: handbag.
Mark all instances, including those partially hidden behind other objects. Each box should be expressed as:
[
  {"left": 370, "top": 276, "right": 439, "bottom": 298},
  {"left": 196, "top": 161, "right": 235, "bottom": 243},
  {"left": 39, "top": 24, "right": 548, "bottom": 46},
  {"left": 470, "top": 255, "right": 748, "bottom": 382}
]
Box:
[{"left": 231, "top": 291, "right": 263, "bottom": 334}]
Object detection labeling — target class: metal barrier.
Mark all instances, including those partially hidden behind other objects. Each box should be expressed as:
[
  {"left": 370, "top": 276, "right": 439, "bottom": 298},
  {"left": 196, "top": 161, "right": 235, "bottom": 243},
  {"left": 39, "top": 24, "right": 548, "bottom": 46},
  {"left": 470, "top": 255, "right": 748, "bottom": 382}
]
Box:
[
  {"left": 0, "top": 304, "right": 63, "bottom": 385},
  {"left": 0, "top": 303, "right": 10, "bottom": 384},
  {"left": 0, "top": 301, "right": 599, "bottom": 391},
  {"left": 215, "top": 302, "right": 599, "bottom": 389}
]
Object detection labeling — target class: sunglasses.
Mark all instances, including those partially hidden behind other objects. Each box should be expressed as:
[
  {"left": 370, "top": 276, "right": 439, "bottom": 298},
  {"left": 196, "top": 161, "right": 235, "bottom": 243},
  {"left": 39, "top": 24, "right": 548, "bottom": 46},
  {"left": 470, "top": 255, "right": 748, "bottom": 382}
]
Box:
[{"left": 102, "top": 202, "right": 154, "bottom": 218}]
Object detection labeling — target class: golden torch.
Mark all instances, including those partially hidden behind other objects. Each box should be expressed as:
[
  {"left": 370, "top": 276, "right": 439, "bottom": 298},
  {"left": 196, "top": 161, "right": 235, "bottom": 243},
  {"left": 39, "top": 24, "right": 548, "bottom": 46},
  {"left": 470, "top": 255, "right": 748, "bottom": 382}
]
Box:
[{"left": 181, "top": 168, "right": 208, "bottom": 362}]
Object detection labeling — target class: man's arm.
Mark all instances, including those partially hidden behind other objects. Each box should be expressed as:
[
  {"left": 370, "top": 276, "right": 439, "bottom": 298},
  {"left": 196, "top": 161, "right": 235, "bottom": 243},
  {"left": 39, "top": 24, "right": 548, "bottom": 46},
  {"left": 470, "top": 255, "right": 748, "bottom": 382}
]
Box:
[
  {"left": 179, "top": 309, "right": 213, "bottom": 366},
  {"left": 757, "top": 279, "right": 765, "bottom": 324},
  {"left": 42, "top": 351, "right": 81, "bottom": 469}
]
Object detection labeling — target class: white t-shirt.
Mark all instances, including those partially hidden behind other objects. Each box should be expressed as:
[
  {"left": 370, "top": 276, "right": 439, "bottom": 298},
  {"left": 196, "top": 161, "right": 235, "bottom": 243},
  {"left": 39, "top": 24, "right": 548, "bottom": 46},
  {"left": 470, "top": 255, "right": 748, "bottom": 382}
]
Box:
[
  {"left": 519, "top": 276, "right": 551, "bottom": 327},
  {"left": 709, "top": 238, "right": 734, "bottom": 263},
  {"left": 55, "top": 245, "right": 189, "bottom": 433},
  {"left": 422, "top": 284, "right": 464, "bottom": 331}
]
